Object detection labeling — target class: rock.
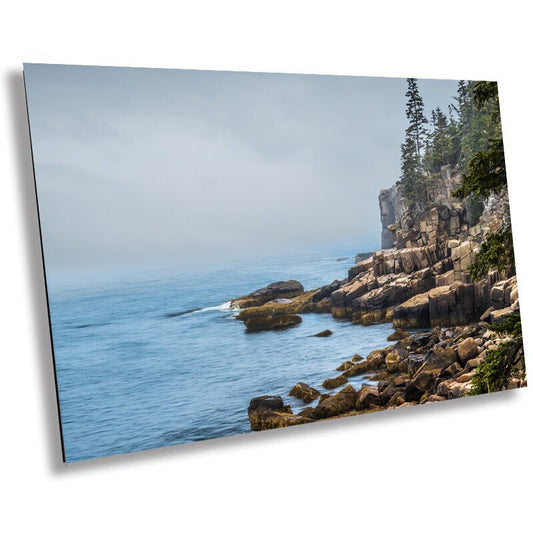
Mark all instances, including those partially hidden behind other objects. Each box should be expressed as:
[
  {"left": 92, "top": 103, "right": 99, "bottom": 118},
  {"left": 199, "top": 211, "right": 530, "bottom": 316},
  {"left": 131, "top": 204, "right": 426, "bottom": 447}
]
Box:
[
  {"left": 351, "top": 354, "right": 363, "bottom": 362},
  {"left": 248, "top": 410, "right": 312, "bottom": 431},
  {"left": 356, "top": 385, "right": 381, "bottom": 410},
  {"left": 439, "top": 362, "right": 463, "bottom": 379},
  {"left": 422, "top": 345, "right": 457, "bottom": 372},
  {"left": 388, "top": 391, "right": 405, "bottom": 407},
  {"left": 318, "top": 393, "right": 331, "bottom": 404},
  {"left": 393, "top": 291, "right": 431, "bottom": 328},
  {"left": 412, "top": 370, "right": 436, "bottom": 392},
  {"left": 479, "top": 306, "right": 495, "bottom": 322},
  {"left": 249, "top": 396, "right": 286, "bottom": 411},
  {"left": 313, "top": 329, "right": 333, "bottom": 337},
  {"left": 336, "top": 361, "right": 354, "bottom": 372},
  {"left": 490, "top": 307, "right": 517, "bottom": 324},
  {"left": 234, "top": 280, "right": 304, "bottom": 308},
  {"left": 407, "top": 355, "right": 425, "bottom": 377},
  {"left": 465, "top": 357, "right": 481, "bottom": 372},
  {"left": 322, "top": 375, "right": 348, "bottom": 390},
  {"left": 248, "top": 396, "right": 311, "bottom": 431},
  {"left": 455, "top": 372, "right": 474, "bottom": 383},
  {"left": 289, "top": 382, "right": 320, "bottom": 403},
  {"left": 427, "top": 394, "right": 446, "bottom": 403},
  {"left": 343, "top": 360, "right": 371, "bottom": 377},
  {"left": 385, "top": 352, "right": 400, "bottom": 373},
  {"left": 312, "top": 280, "right": 341, "bottom": 302},
  {"left": 457, "top": 337, "right": 479, "bottom": 364},
  {"left": 404, "top": 382, "right": 424, "bottom": 402},
  {"left": 312, "top": 385, "right": 359, "bottom": 419},
  {"left": 366, "top": 350, "right": 386, "bottom": 370},
  {"left": 387, "top": 328, "right": 410, "bottom": 341},
  {"left": 244, "top": 314, "right": 302, "bottom": 332}
]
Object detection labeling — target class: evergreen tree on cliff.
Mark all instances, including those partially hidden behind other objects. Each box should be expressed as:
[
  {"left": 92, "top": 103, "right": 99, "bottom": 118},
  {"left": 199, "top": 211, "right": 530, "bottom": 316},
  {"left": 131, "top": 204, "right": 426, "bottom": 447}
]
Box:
[
  {"left": 453, "top": 81, "right": 513, "bottom": 281},
  {"left": 400, "top": 78, "right": 429, "bottom": 207}
]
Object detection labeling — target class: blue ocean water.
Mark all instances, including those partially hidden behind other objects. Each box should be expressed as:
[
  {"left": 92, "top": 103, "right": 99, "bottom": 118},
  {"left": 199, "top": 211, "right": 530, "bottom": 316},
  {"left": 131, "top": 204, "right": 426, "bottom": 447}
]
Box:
[{"left": 49, "top": 249, "right": 394, "bottom": 462}]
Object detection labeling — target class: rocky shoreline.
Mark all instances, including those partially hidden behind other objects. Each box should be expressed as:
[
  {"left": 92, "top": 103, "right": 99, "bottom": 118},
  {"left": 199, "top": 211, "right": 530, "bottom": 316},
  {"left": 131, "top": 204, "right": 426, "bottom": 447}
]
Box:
[
  {"left": 231, "top": 165, "right": 526, "bottom": 432},
  {"left": 247, "top": 322, "right": 526, "bottom": 431}
]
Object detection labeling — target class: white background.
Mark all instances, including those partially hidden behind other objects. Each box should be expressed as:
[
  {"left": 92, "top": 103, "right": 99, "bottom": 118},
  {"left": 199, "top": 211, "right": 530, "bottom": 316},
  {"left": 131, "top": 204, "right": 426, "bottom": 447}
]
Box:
[{"left": 1, "top": 1, "right": 532, "bottom": 531}]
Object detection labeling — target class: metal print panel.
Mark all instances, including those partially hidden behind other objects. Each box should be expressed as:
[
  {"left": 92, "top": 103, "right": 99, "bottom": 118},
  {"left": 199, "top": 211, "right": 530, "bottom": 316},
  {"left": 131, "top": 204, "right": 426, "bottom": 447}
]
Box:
[{"left": 24, "top": 64, "right": 526, "bottom": 462}]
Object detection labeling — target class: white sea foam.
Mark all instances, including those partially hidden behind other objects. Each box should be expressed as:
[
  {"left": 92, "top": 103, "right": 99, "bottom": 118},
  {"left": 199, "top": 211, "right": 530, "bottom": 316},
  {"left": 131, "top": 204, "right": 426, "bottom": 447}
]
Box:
[{"left": 193, "top": 300, "right": 234, "bottom": 313}]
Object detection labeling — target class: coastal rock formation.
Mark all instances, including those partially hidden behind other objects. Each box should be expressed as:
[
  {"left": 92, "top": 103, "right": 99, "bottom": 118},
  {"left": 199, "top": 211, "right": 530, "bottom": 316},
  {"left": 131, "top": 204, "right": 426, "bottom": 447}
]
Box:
[
  {"left": 247, "top": 321, "right": 525, "bottom": 431},
  {"left": 244, "top": 313, "right": 302, "bottom": 332},
  {"left": 232, "top": 280, "right": 304, "bottom": 309},
  {"left": 314, "top": 166, "right": 517, "bottom": 328},
  {"left": 243, "top": 163, "right": 525, "bottom": 432}
]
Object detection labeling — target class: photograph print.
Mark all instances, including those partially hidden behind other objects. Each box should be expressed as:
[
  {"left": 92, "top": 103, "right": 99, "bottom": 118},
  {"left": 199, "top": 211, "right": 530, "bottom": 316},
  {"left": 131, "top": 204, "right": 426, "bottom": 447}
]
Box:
[{"left": 24, "top": 64, "right": 526, "bottom": 462}]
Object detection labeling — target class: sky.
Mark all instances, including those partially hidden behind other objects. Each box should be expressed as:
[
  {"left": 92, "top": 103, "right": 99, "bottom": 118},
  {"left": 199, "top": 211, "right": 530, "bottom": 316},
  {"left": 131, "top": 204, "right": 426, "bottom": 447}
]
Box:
[{"left": 24, "top": 64, "right": 460, "bottom": 280}]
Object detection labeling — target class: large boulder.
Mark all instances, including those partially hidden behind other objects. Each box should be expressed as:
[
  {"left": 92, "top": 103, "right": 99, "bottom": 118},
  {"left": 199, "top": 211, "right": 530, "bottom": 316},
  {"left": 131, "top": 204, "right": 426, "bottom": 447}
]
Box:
[
  {"left": 456, "top": 337, "right": 479, "bottom": 364},
  {"left": 244, "top": 314, "right": 302, "bottom": 332},
  {"left": 312, "top": 385, "right": 359, "bottom": 419},
  {"left": 289, "top": 383, "right": 320, "bottom": 404},
  {"left": 248, "top": 395, "right": 311, "bottom": 430},
  {"left": 233, "top": 280, "right": 304, "bottom": 308}
]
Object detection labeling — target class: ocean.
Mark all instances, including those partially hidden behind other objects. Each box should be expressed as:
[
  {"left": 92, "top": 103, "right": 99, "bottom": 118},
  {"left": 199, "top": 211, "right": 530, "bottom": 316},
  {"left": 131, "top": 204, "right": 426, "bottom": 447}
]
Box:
[{"left": 49, "top": 248, "right": 394, "bottom": 462}]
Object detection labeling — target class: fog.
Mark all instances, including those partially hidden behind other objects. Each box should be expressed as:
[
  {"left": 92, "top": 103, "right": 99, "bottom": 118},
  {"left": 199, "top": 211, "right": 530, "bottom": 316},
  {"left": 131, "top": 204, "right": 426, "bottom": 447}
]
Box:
[{"left": 24, "top": 64, "right": 459, "bottom": 280}]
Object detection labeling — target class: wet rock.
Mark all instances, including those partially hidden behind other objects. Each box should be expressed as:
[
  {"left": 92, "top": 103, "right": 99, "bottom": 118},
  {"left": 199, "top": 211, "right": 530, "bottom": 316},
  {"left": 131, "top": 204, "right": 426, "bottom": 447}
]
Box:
[
  {"left": 314, "top": 329, "right": 333, "bottom": 337},
  {"left": 322, "top": 375, "right": 348, "bottom": 389},
  {"left": 318, "top": 393, "right": 331, "bottom": 405},
  {"left": 244, "top": 314, "right": 302, "bottom": 332},
  {"left": 313, "top": 385, "right": 359, "bottom": 419},
  {"left": 336, "top": 361, "right": 354, "bottom": 372},
  {"left": 343, "top": 360, "right": 371, "bottom": 378},
  {"left": 351, "top": 354, "right": 364, "bottom": 362},
  {"left": 387, "top": 328, "right": 410, "bottom": 341},
  {"left": 289, "top": 382, "right": 320, "bottom": 403},
  {"left": 249, "top": 396, "right": 286, "bottom": 411}
]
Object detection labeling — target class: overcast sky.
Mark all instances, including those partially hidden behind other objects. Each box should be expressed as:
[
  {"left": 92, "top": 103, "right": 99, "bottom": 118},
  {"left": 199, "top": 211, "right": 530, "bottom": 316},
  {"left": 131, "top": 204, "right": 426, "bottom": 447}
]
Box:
[{"left": 24, "top": 64, "right": 459, "bottom": 279}]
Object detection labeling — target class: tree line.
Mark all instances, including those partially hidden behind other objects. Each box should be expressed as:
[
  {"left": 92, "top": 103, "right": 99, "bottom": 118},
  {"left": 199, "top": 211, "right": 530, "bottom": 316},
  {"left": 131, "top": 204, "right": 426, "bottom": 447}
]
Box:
[{"left": 399, "top": 78, "right": 522, "bottom": 394}]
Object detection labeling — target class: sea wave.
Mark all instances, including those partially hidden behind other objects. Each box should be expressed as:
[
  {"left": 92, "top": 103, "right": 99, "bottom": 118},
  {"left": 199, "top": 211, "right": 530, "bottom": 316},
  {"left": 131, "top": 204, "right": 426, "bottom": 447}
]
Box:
[{"left": 192, "top": 300, "right": 233, "bottom": 313}]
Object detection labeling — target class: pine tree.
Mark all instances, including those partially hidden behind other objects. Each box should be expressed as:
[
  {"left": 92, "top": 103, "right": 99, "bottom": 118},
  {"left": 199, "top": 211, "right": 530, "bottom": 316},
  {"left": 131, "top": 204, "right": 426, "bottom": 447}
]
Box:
[
  {"left": 400, "top": 78, "right": 429, "bottom": 207},
  {"left": 405, "top": 78, "right": 428, "bottom": 158}
]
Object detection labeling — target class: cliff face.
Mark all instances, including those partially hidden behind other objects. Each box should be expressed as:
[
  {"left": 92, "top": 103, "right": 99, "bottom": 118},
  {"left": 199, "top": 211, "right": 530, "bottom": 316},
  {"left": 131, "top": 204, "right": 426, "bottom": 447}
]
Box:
[{"left": 324, "top": 165, "right": 518, "bottom": 329}]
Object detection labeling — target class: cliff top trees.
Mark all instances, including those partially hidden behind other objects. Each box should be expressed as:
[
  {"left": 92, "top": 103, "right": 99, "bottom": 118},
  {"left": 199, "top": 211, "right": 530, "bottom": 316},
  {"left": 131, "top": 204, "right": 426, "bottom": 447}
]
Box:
[{"left": 452, "top": 81, "right": 512, "bottom": 282}]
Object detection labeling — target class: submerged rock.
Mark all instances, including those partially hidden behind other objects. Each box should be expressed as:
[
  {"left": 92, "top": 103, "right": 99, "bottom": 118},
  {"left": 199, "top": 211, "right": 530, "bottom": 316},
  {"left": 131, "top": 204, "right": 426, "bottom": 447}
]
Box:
[{"left": 313, "top": 329, "right": 333, "bottom": 337}]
